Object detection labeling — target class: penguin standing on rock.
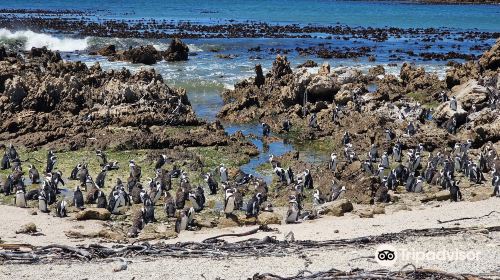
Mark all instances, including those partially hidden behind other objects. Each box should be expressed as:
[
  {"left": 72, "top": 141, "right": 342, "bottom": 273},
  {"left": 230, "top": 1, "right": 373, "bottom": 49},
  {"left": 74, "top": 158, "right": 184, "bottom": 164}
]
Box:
[
  {"left": 450, "top": 96, "right": 457, "bottom": 111},
  {"left": 246, "top": 193, "right": 262, "bottom": 218},
  {"left": 219, "top": 164, "right": 228, "bottom": 183},
  {"left": 224, "top": 189, "right": 236, "bottom": 217},
  {"left": 303, "top": 169, "right": 313, "bottom": 189}
]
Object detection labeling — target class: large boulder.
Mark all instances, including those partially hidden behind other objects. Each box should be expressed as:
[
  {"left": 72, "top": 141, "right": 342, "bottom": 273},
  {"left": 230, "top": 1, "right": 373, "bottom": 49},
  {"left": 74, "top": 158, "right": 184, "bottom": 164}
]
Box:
[
  {"left": 271, "top": 55, "right": 292, "bottom": 80},
  {"left": 306, "top": 75, "right": 339, "bottom": 101},
  {"left": 445, "top": 61, "right": 479, "bottom": 89},
  {"left": 479, "top": 38, "right": 500, "bottom": 71},
  {"left": 319, "top": 199, "right": 354, "bottom": 216},
  {"left": 75, "top": 208, "right": 111, "bottom": 220},
  {"left": 122, "top": 45, "right": 160, "bottom": 65},
  {"left": 432, "top": 101, "right": 467, "bottom": 124},
  {"left": 257, "top": 211, "right": 282, "bottom": 225},
  {"left": 451, "top": 79, "right": 489, "bottom": 110},
  {"left": 97, "top": 44, "right": 116, "bottom": 56},
  {"left": 163, "top": 38, "right": 189, "bottom": 62}
]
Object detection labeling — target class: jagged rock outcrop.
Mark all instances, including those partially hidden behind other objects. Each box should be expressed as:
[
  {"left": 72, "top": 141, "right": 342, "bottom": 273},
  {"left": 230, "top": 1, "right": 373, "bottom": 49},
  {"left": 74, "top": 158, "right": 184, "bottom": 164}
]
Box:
[
  {"left": 479, "top": 38, "right": 500, "bottom": 71},
  {"left": 0, "top": 47, "right": 233, "bottom": 150},
  {"left": 163, "top": 38, "right": 189, "bottom": 62}
]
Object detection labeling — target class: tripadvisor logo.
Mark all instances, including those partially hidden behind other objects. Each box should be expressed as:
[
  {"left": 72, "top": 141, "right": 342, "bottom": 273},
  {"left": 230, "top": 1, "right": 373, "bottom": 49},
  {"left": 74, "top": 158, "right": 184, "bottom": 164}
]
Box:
[{"left": 375, "top": 244, "right": 397, "bottom": 267}]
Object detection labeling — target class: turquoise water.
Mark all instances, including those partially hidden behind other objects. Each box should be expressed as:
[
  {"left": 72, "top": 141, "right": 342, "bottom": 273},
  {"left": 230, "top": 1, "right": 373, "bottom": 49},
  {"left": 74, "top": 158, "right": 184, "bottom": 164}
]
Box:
[{"left": 2, "top": 0, "right": 500, "bottom": 31}]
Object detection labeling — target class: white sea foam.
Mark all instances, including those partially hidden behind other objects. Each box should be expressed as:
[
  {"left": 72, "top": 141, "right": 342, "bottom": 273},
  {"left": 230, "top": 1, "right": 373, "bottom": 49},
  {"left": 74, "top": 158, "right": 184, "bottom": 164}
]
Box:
[
  {"left": 0, "top": 28, "right": 88, "bottom": 51},
  {"left": 187, "top": 44, "right": 203, "bottom": 52}
]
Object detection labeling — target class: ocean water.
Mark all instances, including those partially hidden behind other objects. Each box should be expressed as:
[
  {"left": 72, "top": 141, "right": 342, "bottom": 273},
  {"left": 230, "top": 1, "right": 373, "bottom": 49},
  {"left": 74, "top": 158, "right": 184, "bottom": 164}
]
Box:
[
  {"left": 2, "top": 0, "right": 500, "bottom": 30},
  {"left": 1, "top": 0, "right": 499, "bottom": 172}
]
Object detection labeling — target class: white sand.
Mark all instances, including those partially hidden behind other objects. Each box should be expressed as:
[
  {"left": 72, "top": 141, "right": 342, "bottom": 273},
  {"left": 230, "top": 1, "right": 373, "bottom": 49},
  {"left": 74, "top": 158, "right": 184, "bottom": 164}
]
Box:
[{"left": 0, "top": 198, "right": 499, "bottom": 279}]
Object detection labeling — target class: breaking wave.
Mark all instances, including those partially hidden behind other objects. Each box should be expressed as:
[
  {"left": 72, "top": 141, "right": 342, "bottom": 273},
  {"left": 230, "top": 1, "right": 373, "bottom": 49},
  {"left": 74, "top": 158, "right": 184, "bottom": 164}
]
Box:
[{"left": 0, "top": 28, "right": 88, "bottom": 52}]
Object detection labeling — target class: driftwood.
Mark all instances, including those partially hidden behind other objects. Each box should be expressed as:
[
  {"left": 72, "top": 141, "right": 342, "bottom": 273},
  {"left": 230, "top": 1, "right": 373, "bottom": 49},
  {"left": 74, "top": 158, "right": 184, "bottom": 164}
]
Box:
[
  {"left": 1, "top": 225, "right": 499, "bottom": 264},
  {"left": 252, "top": 266, "right": 496, "bottom": 280},
  {"left": 437, "top": 211, "right": 500, "bottom": 224},
  {"left": 202, "top": 225, "right": 273, "bottom": 243}
]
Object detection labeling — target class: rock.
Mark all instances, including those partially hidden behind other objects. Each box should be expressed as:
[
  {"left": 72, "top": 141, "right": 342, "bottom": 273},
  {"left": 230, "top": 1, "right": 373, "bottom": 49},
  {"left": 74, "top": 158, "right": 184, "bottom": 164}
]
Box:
[
  {"left": 4, "top": 77, "right": 27, "bottom": 105},
  {"left": 368, "top": 65, "right": 385, "bottom": 77},
  {"left": 318, "top": 62, "right": 330, "bottom": 76},
  {"left": 16, "top": 223, "right": 37, "bottom": 234},
  {"left": 337, "top": 69, "right": 362, "bottom": 85},
  {"left": 257, "top": 211, "right": 281, "bottom": 225},
  {"left": 255, "top": 64, "right": 265, "bottom": 87},
  {"left": 75, "top": 208, "right": 111, "bottom": 220},
  {"left": 297, "top": 60, "right": 318, "bottom": 68},
  {"left": 445, "top": 61, "right": 479, "bottom": 88},
  {"left": 29, "top": 209, "right": 37, "bottom": 215},
  {"left": 0, "top": 46, "right": 6, "bottom": 60},
  {"left": 373, "top": 205, "right": 385, "bottom": 215},
  {"left": 97, "top": 45, "right": 116, "bottom": 56},
  {"left": 478, "top": 38, "right": 500, "bottom": 71},
  {"left": 271, "top": 55, "right": 293, "bottom": 79},
  {"left": 121, "top": 45, "right": 160, "bottom": 65},
  {"left": 358, "top": 209, "right": 374, "bottom": 218},
  {"left": 306, "top": 75, "right": 339, "bottom": 101},
  {"left": 163, "top": 38, "right": 189, "bottom": 61},
  {"left": 469, "top": 188, "right": 493, "bottom": 202},
  {"left": 421, "top": 190, "right": 450, "bottom": 203},
  {"left": 320, "top": 199, "right": 354, "bottom": 216},
  {"left": 432, "top": 101, "right": 467, "bottom": 124},
  {"left": 451, "top": 79, "right": 488, "bottom": 110}
]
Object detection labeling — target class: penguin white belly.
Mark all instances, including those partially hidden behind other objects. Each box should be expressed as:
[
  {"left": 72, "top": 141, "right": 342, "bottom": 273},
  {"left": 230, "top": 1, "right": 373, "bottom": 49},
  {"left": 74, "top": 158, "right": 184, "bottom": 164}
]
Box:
[
  {"left": 16, "top": 192, "right": 26, "bottom": 208},
  {"left": 286, "top": 210, "right": 298, "bottom": 223},
  {"left": 224, "top": 197, "right": 235, "bottom": 214}
]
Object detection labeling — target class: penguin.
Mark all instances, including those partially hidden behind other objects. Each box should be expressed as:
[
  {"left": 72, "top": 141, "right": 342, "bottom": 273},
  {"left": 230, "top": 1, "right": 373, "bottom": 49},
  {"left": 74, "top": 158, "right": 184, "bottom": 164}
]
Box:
[
  {"left": 56, "top": 200, "right": 67, "bottom": 218},
  {"left": 449, "top": 181, "right": 462, "bottom": 202},
  {"left": 155, "top": 154, "right": 168, "bottom": 170},
  {"left": 285, "top": 167, "right": 294, "bottom": 185},
  {"left": 164, "top": 191, "right": 176, "bottom": 218},
  {"left": 7, "top": 144, "right": 18, "bottom": 160},
  {"left": 46, "top": 155, "right": 57, "bottom": 173},
  {"left": 385, "top": 128, "right": 395, "bottom": 141},
  {"left": 150, "top": 181, "right": 163, "bottom": 205},
  {"left": 129, "top": 160, "right": 141, "bottom": 180},
  {"left": 175, "top": 208, "right": 193, "bottom": 233},
  {"left": 329, "top": 153, "right": 337, "bottom": 172},
  {"left": 38, "top": 191, "right": 48, "bottom": 213},
  {"left": 236, "top": 173, "right": 253, "bottom": 186},
  {"left": 188, "top": 190, "right": 203, "bottom": 212},
  {"left": 156, "top": 169, "right": 172, "bottom": 191},
  {"left": 73, "top": 185, "right": 85, "bottom": 209},
  {"left": 406, "top": 121, "right": 415, "bottom": 136},
  {"left": 381, "top": 152, "right": 389, "bottom": 169},
  {"left": 312, "top": 189, "right": 323, "bottom": 206},
  {"left": 175, "top": 187, "right": 187, "bottom": 209},
  {"left": 95, "top": 166, "right": 108, "bottom": 189},
  {"left": 246, "top": 193, "right": 262, "bottom": 218},
  {"left": 274, "top": 166, "right": 285, "bottom": 182},
  {"left": 363, "top": 160, "right": 374, "bottom": 175},
  {"left": 224, "top": 189, "right": 236, "bottom": 217},
  {"left": 3, "top": 174, "right": 14, "bottom": 195},
  {"left": 219, "top": 164, "right": 228, "bottom": 183},
  {"left": 413, "top": 176, "right": 424, "bottom": 193},
  {"left": 130, "top": 184, "right": 144, "bottom": 204},
  {"left": 331, "top": 185, "right": 346, "bottom": 201},
  {"left": 142, "top": 199, "right": 155, "bottom": 224},
  {"left": 96, "top": 150, "right": 108, "bottom": 167},
  {"left": 262, "top": 122, "right": 271, "bottom": 137},
  {"left": 77, "top": 164, "right": 89, "bottom": 186},
  {"left": 1, "top": 152, "right": 10, "bottom": 170},
  {"left": 69, "top": 163, "right": 80, "bottom": 180},
  {"left": 454, "top": 155, "right": 462, "bottom": 172},
  {"left": 285, "top": 196, "right": 300, "bottom": 224},
  {"left": 308, "top": 113, "right": 318, "bottom": 128},
  {"left": 450, "top": 96, "right": 457, "bottom": 111},
  {"left": 282, "top": 119, "right": 292, "bottom": 132},
  {"left": 204, "top": 173, "right": 218, "bottom": 195},
  {"left": 96, "top": 190, "right": 107, "bottom": 208},
  {"left": 392, "top": 143, "right": 402, "bottom": 162},
  {"left": 107, "top": 191, "right": 118, "bottom": 214},
  {"left": 492, "top": 171, "right": 499, "bottom": 197},
  {"left": 342, "top": 131, "right": 350, "bottom": 145},
  {"left": 14, "top": 188, "right": 27, "bottom": 208},
  {"left": 368, "top": 144, "right": 378, "bottom": 162},
  {"left": 405, "top": 172, "right": 415, "bottom": 192},
  {"left": 303, "top": 169, "right": 313, "bottom": 189}
]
